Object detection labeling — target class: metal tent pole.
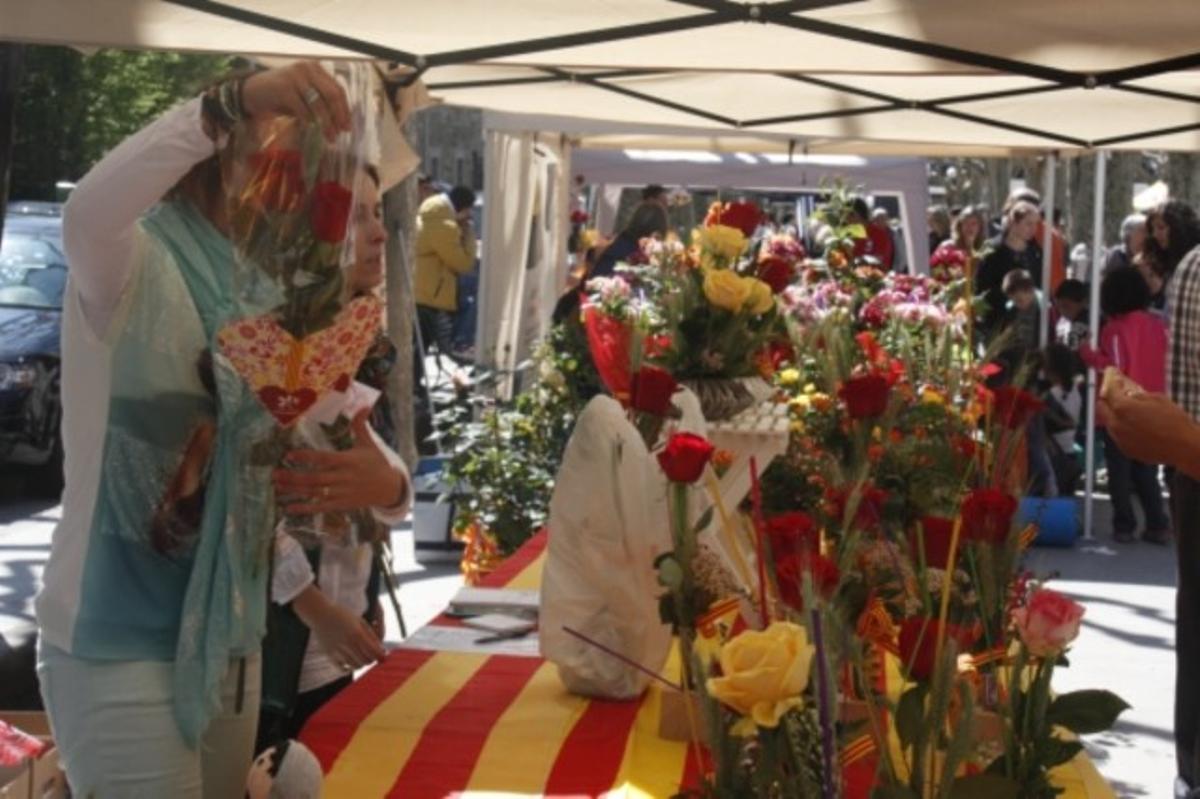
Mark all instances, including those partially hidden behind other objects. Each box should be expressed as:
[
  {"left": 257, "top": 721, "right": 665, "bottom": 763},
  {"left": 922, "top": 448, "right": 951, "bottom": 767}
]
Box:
[
  {"left": 1083, "top": 151, "right": 1107, "bottom": 541},
  {"left": 1040, "top": 153, "right": 1057, "bottom": 346}
]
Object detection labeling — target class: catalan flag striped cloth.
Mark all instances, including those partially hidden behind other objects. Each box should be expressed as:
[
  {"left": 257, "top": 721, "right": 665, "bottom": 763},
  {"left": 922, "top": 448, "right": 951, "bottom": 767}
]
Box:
[{"left": 300, "top": 531, "right": 1115, "bottom": 798}]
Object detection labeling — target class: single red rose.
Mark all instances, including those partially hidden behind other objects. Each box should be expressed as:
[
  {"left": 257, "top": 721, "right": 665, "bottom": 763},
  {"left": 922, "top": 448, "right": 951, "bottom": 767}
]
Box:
[
  {"left": 775, "top": 552, "right": 840, "bottom": 610},
  {"left": 704, "top": 200, "right": 763, "bottom": 237},
  {"left": 961, "top": 487, "right": 1018, "bottom": 545},
  {"left": 909, "top": 516, "right": 956, "bottom": 570},
  {"left": 310, "top": 180, "right": 354, "bottom": 244},
  {"left": 765, "top": 511, "right": 819, "bottom": 560},
  {"left": 953, "top": 435, "right": 978, "bottom": 461},
  {"left": 570, "top": 209, "right": 589, "bottom": 224},
  {"left": 657, "top": 432, "right": 716, "bottom": 483},
  {"left": 757, "top": 256, "right": 795, "bottom": 293},
  {"left": 989, "top": 385, "right": 1045, "bottom": 429},
  {"left": 631, "top": 365, "right": 678, "bottom": 417},
  {"left": 898, "top": 616, "right": 979, "bottom": 682},
  {"left": 839, "top": 373, "right": 891, "bottom": 419},
  {"left": 247, "top": 149, "right": 305, "bottom": 213}
]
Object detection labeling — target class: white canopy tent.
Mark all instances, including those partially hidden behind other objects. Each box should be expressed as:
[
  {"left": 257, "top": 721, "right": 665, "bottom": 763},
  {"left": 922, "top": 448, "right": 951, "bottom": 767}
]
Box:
[{"left": 5, "top": 0, "right": 1197, "bottom": 538}]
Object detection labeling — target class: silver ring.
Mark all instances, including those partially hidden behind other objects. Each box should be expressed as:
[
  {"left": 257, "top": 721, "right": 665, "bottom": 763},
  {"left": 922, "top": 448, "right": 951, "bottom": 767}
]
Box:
[{"left": 302, "top": 86, "right": 320, "bottom": 106}]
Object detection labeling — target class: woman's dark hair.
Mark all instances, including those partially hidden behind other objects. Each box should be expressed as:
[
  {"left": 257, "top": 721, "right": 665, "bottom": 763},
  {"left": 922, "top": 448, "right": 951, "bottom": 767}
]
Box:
[
  {"left": 624, "top": 201, "right": 669, "bottom": 240},
  {"left": 1146, "top": 200, "right": 1200, "bottom": 275},
  {"left": 448, "top": 185, "right": 476, "bottom": 213},
  {"left": 1043, "top": 342, "right": 1078, "bottom": 384},
  {"left": 1100, "top": 266, "right": 1150, "bottom": 316},
  {"left": 1054, "top": 279, "right": 1087, "bottom": 303}
]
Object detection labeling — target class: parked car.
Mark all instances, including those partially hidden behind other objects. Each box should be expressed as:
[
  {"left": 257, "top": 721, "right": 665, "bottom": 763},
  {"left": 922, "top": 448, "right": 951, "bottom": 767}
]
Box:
[{"left": 0, "top": 204, "right": 66, "bottom": 493}]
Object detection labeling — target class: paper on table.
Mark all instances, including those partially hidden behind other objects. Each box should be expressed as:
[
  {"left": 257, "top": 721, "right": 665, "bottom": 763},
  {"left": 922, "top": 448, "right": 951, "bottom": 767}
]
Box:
[
  {"left": 461, "top": 613, "right": 538, "bottom": 635},
  {"left": 397, "top": 624, "right": 542, "bottom": 658},
  {"left": 448, "top": 587, "right": 540, "bottom": 617}
]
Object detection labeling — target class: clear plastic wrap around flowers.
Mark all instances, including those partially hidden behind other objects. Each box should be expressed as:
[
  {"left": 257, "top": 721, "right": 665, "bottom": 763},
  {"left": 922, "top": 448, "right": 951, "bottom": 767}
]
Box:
[{"left": 213, "top": 61, "right": 388, "bottom": 545}]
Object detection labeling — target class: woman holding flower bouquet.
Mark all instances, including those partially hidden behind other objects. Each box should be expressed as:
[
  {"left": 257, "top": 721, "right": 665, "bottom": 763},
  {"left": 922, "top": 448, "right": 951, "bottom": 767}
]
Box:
[{"left": 36, "top": 62, "right": 409, "bottom": 798}]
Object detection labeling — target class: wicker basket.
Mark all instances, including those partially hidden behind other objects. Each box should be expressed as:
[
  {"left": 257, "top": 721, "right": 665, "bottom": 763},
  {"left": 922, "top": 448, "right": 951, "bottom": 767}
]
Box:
[{"left": 681, "top": 377, "right": 774, "bottom": 421}]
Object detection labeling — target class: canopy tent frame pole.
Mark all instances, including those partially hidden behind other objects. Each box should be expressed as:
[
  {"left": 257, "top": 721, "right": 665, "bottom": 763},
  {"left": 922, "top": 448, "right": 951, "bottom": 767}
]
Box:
[
  {"left": 1040, "top": 153, "right": 1057, "bottom": 347},
  {"left": 1083, "top": 151, "right": 1107, "bottom": 542},
  {"left": 163, "top": 0, "right": 1200, "bottom": 150}
]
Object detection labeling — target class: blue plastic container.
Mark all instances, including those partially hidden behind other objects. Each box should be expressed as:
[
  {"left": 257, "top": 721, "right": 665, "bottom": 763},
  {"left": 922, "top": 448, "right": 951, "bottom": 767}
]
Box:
[{"left": 1019, "top": 497, "right": 1079, "bottom": 547}]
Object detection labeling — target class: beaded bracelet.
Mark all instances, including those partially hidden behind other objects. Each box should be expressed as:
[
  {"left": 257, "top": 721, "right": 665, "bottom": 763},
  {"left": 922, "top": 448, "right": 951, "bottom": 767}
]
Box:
[{"left": 201, "top": 76, "right": 248, "bottom": 132}]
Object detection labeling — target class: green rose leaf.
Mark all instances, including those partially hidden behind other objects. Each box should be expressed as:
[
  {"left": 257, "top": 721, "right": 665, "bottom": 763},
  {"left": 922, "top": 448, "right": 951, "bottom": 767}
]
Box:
[
  {"left": 1040, "top": 736, "right": 1085, "bottom": 768},
  {"left": 1046, "top": 690, "right": 1130, "bottom": 734}
]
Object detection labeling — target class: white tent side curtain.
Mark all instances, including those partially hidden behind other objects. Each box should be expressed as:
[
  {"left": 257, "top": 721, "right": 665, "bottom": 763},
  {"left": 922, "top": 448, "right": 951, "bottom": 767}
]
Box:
[{"left": 3, "top": 0, "right": 1200, "bottom": 155}]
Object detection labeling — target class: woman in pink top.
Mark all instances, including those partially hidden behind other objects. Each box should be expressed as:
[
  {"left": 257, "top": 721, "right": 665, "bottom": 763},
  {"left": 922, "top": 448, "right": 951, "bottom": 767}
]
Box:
[{"left": 1081, "top": 267, "right": 1171, "bottom": 544}]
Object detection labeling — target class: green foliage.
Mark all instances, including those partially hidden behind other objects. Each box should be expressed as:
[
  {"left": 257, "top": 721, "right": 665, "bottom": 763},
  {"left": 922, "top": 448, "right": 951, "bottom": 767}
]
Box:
[
  {"left": 12, "top": 46, "right": 234, "bottom": 199},
  {"left": 1045, "top": 690, "right": 1130, "bottom": 736},
  {"left": 438, "top": 330, "right": 592, "bottom": 556}
]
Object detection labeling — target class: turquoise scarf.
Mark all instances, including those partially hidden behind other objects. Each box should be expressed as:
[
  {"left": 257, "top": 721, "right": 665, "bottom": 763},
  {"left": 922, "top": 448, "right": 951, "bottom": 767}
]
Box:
[{"left": 142, "top": 201, "right": 277, "bottom": 746}]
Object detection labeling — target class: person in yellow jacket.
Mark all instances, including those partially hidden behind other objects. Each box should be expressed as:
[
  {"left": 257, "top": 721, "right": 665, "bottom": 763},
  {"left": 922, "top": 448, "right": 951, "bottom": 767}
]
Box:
[{"left": 415, "top": 185, "right": 477, "bottom": 357}]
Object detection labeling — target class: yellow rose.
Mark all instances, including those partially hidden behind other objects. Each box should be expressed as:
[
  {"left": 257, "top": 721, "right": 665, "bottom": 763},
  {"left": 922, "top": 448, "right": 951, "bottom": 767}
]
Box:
[
  {"left": 699, "top": 224, "right": 748, "bottom": 262},
  {"left": 778, "top": 368, "right": 801, "bottom": 387},
  {"left": 703, "top": 268, "right": 751, "bottom": 312},
  {"left": 921, "top": 386, "right": 946, "bottom": 406},
  {"left": 744, "top": 277, "right": 775, "bottom": 315},
  {"left": 706, "top": 621, "right": 814, "bottom": 736}
]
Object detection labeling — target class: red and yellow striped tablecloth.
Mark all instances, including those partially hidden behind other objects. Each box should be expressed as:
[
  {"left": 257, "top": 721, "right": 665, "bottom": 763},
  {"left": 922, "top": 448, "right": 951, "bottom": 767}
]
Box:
[{"left": 300, "top": 532, "right": 1115, "bottom": 798}]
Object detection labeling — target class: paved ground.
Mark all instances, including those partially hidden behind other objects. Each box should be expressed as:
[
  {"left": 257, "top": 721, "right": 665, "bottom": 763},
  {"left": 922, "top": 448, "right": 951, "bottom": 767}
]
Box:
[{"left": 0, "top": 471, "right": 1176, "bottom": 797}]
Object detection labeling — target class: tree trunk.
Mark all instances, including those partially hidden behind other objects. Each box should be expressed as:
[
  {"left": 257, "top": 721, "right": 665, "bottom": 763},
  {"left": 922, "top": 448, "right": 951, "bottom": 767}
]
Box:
[
  {"left": 0, "top": 44, "right": 25, "bottom": 242},
  {"left": 383, "top": 122, "right": 420, "bottom": 472}
]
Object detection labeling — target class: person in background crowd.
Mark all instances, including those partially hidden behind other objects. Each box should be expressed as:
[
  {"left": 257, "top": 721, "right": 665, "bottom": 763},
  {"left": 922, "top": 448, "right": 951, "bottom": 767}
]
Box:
[
  {"left": 1068, "top": 243, "right": 1091, "bottom": 282},
  {"left": 1147, "top": 200, "right": 1200, "bottom": 280},
  {"left": 1080, "top": 267, "right": 1170, "bottom": 545},
  {"left": 1041, "top": 342, "right": 1083, "bottom": 496},
  {"left": 589, "top": 201, "right": 669, "bottom": 280},
  {"left": 641, "top": 184, "right": 669, "bottom": 208},
  {"left": 1136, "top": 250, "right": 1170, "bottom": 316},
  {"left": 1007, "top": 188, "right": 1066, "bottom": 292},
  {"left": 867, "top": 206, "right": 896, "bottom": 271},
  {"left": 927, "top": 204, "right": 951, "bottom": 256},
  {"left": 949, "top": 205, "right": 987, "bottom": 257},
  {"left": 1105, "top": 213, "right": 1147, "bottom": 274},
  {"left": 1053, "top": 279, "right": 1089, "bottom": 351},
  {"left": 1001, "top": 268, "right": 1040, "bottom": 371},
  {"left": 976, "top": 201, "right": 1043, "bottom": 338},
  {"left": 414, "top": 184, "right": 477, "bottom": 359}
]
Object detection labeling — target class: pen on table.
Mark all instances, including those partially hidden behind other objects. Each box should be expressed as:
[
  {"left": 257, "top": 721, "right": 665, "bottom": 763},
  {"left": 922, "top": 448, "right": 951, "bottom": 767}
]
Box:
[{"left": 474, "top": 628, "right": 536, "bottom": 645}]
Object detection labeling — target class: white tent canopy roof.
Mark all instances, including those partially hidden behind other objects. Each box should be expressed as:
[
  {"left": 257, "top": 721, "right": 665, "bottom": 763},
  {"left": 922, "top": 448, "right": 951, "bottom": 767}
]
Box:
[{"left": 3, "top": 0, "right": 1199, "bottom": 154}]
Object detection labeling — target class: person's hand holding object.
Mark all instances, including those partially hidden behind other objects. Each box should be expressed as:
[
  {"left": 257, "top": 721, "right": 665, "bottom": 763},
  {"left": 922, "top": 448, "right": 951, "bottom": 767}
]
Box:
[{"left": 1100, "top": 367, "right": 1200, "bottom": 479}]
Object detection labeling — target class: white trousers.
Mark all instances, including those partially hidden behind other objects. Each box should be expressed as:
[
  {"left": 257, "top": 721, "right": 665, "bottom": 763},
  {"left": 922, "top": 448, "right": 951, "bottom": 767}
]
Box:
[{"left": 38, "top": 642, "right": 261, "bottom": 799}]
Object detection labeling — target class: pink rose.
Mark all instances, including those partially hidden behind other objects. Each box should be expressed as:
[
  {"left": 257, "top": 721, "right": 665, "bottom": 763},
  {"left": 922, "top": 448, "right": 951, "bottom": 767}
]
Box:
[{"left": 1013, "top": 588, "right": 1084, "bottom": 658}]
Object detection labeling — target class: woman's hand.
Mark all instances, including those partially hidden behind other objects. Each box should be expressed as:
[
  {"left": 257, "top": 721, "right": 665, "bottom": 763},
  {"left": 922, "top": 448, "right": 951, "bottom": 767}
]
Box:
[
  {"left": 1101, "top": 389, "right": 1200, "bottom": 477},
  {"left": 274, "top": 408, "right": 408, "bottom": 516},
  {"left": 241, "top": 61, "right": 351, "bottom": 141},
  {"left": 292, "top": 586, "right": 386, "bottom": 669}
]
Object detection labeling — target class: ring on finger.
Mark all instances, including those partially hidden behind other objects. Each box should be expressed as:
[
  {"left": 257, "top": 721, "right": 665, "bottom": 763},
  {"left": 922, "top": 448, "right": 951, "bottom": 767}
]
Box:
[{"left": 302, "top": 86, "right": 320, "bottom": 106}]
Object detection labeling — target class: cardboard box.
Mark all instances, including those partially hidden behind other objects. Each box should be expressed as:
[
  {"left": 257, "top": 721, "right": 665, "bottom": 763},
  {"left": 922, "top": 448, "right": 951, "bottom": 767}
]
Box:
[{"left": 0, "top": 713, "right": 65, "bottom": 799}]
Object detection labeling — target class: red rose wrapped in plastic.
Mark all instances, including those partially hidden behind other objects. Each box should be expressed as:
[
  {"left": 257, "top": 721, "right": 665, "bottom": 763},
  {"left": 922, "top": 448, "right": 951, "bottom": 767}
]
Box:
[
  {"left": 909, "top": 515, "right": 956, "bottom": 569},
  {"left": 246, "top": 149, "right": 305, "bottom": 213},
  {"left": 310, "top": 181, "right": 354, "bottom": 243},
  {"left": 898, "top": 616, "right": 978, "bottom": 682},
  {"left": 989, "top": 385, "right": 1045, "bottom": 430},
  {"left": 757, "top": 256, "right": 795, "bottom": 294},
  {"left": 705, "top": 200, "right": 763, "bottom": 238}
]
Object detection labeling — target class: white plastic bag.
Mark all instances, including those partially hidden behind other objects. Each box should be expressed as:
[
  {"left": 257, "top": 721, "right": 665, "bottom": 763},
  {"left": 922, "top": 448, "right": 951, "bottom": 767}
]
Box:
[{"left": 540, "top": 391, "right": 705, "bottom": 699}]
